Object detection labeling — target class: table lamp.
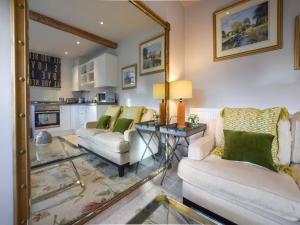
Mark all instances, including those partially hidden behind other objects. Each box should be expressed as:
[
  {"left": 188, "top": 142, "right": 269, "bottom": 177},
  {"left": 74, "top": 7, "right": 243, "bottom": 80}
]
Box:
[
  {"left": 153, "top": 83, "right": 166, "bottom": 125},
  {"left": 170, "top": 80, "right": 192, "bottom": 128}
]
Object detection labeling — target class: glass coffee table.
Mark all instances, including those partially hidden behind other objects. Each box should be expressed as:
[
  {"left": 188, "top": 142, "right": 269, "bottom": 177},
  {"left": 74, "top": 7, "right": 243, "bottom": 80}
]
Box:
[
  {"left": 127, "top": 195, "right": 222, "bottom": 224},
  {"left": 30, "top": 136, "right": 88, "bottom": 203}
]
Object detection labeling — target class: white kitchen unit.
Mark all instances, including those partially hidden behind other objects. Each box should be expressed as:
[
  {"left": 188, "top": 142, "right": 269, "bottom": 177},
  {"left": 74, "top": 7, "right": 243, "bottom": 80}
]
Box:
[
  {"left": 94, "top": 53, "right": 117, "bottom": 88},
  {"left": 96, "top": 105, "right": 110, "bottom": 118},
  {"left": 85, "top": 105, "right": 97, "bottom": 123},
  {"left": 32, "top": 104, "right": 116, "bottom": 137}
]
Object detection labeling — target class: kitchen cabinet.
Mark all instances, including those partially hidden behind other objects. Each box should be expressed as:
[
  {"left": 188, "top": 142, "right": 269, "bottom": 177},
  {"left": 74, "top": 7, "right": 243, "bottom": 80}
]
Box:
[
  {"left": 94, "top": 53, "right": 117, "bottom": 88},
  {"left": 85, "top": 105, "right": 97, "bottom": 122},
  {"left": 60, "top": 105, "right": 71, "bottom": 131}
]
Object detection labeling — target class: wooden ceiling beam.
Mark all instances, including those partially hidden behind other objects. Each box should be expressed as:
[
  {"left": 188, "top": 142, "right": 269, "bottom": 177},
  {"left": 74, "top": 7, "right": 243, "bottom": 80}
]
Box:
[{"left": 29, "top": 10, "right": 118, "bottom": 49}]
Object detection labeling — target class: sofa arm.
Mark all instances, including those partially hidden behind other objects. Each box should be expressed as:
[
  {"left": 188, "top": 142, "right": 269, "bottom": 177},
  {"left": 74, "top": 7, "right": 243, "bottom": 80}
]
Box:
[
  {"left": 188, "top": 135, "right": 215, "bottom": 160},
  {"left": 84, "top": 121, "right": 97, "bottom": 129},
  {"left": 124, "top": 129, "right": 135, "bottom": 141}
]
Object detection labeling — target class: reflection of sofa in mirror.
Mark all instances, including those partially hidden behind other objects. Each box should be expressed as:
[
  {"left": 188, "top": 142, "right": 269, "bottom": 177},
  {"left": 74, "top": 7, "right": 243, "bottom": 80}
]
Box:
[{"left": 76, "top": 106, "right": 159, "bottom": 177}]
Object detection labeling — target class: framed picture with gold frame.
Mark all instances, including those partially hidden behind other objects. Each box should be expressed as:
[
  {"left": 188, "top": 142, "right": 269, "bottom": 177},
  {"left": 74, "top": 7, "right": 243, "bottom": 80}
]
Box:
[
  {"left": 213, "top": 0, "right": 283, "bottom": 61},
  {"left": 140, "top": 34, "right": 165, "bottom": 75},
  {"left": 122, "top": 64, "right": 137, "bottom": 90},
  {"left": 295, "top": 15, "right": 300, "bottom": 70}
]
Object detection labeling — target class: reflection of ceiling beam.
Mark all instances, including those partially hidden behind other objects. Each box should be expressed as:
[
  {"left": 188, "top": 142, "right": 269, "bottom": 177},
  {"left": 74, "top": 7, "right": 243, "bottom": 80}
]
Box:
[{"left": 29, "top": 10, "right": 118, "bottom": 49}]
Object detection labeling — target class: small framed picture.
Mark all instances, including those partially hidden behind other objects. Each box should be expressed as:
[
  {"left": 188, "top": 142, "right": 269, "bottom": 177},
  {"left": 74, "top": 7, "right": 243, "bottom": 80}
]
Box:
[
  {"left": 213, "top": 0, "right": 282, "bottom": 61},
  {"left": 122, "top": 64, "right": 137, "bottom": 90},
  {"left": 140, "top": 34, "right": 165, "bottom": 75}
]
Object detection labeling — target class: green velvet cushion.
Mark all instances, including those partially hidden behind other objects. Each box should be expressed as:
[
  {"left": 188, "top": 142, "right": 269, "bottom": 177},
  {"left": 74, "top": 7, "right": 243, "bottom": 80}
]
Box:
[
  {"left": 113, "top": 118, "right": 133, "bottom": 134},
  {"left": 96, "top": 115, "right": 111, "bottom": 129},
  {"left": 222, "top": 130, "right": 276, "bottom": 171}
]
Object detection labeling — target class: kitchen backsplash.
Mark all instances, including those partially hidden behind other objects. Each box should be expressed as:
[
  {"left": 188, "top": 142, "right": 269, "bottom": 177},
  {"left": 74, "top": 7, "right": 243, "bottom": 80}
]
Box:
[{"left": 73, "top": 87, "right": 117, "bottom": 102}]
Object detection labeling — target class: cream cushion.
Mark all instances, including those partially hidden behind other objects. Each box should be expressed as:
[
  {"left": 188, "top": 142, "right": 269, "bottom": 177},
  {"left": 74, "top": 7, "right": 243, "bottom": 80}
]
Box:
[
  {"left": 119, "top": 106, "right": 144, "bottom": 125},
  {"left": 104, "top": 106, "right": 122, "bottom": 130},
  {"left": 141, "top": 108, "right": 156, "bottom": 122},
  {"left": 76, "top": 128, "right": 107, "bottom": 140},
  {"left": 91, "top": 132, "right": 129, "bottom": 153},
  {"left": 291, "top": 164, "right": 300, "bottom": 190},
  {"left": 215, "top": 116, "right": 292, "bottom": 165},
  {"left": 178, "top": 156, "right": 300, "bottom": 221}
]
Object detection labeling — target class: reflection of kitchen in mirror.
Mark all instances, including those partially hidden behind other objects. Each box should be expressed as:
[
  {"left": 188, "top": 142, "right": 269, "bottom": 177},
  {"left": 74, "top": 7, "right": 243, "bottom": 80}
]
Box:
[{"left": 28, "top": 1, "right": 165, "bottom": 224}]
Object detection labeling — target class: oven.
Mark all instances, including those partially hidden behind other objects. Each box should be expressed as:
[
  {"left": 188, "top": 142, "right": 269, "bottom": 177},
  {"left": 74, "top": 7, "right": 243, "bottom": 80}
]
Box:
[{"left": 34, "top": 104, "right": 60, "bottom": 129}]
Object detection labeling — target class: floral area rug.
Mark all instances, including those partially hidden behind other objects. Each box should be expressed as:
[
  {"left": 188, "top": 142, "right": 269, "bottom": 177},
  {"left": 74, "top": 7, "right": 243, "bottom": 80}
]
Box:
[{"left": 31, "top": 154, "right": 141, "bottom": 225}]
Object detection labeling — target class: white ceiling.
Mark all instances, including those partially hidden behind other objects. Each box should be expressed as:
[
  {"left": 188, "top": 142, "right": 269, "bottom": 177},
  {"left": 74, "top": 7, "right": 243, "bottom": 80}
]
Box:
[{"left": 29, "top": 0, "right": 161, "bottom": 59}]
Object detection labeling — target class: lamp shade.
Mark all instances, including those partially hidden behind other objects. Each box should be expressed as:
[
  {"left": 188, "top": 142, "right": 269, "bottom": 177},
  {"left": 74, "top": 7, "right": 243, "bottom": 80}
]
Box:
[
  {"left": 170, "top": 80, "right": 192, "bottom": 100},
  {"left": 153, "top": 83, "right": 165, "bottom": 99}
]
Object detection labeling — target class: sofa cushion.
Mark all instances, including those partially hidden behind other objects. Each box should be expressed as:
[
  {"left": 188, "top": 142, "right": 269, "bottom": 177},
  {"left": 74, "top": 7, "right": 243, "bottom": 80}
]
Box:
[
  {"left": 113, "top": 118, "right": 133, "bottom": 134},
  {"left": 222, "top": 130, "right": 276, "bottom": 171},
  {"left": 96, "top": 115, "right": 111, "bottom": 129},
  {"left": 119, "top": 106, "right": 144, "bottom": 127},
  {"left": 141, "top": 108, "right": 156, "bottom": 122},
  {"left": 91, "top": 132, "right": 129, "bottom": 153},
  {"left": 215, "top": 113, "right": 292, "bottom": 165},
  {"left": 178, "top": 156, "right": 300, "bottom": 220},
  {"left": 291, "top": 112, "right": 300, "bottom": 163},
  {"left": 291, "top": 164, "right": 300, "bottom": 190},
  {"left": 104, "top": 106, "right": 122, "bottom": 130},
  {"left": 76, "top": 128, "right": 107, "bottom": 140}
]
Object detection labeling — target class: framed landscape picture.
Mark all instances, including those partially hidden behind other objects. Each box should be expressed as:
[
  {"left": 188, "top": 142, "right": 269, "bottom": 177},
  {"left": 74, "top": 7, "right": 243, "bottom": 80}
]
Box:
[
  {"left": 213, "top": 0, "right": 282, "bottom": 61},
  {"left": 122, "top": 64, "right": 137, "bottom": 90},
  {"left": 140, "top": 35, "right": 165, "bottom": 75}
]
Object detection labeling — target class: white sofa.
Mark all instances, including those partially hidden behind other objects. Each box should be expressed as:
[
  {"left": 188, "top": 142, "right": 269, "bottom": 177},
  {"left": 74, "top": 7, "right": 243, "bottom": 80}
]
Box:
[
  {"left": 178, "top": 109, "right": 300, "bottom": 225},
  {"left": 76, "top": 108, "right": 158, "bottom": 177}
]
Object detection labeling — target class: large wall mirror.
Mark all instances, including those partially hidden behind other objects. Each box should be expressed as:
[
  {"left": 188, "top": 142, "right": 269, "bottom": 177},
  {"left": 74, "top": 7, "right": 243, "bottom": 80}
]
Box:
[{"left": 13, "top": 0, "right": 169, "bottom": 224}]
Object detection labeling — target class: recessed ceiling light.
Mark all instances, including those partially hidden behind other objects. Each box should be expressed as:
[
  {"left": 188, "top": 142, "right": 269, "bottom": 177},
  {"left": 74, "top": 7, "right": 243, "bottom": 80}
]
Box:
[
  {"left": 64, "top": 51, "right": 68, "bottom": 55},
  {"left": 99, "top": 21, "right": 104, "bottom": 25},
  {"left": 226, "top": 11, "right": 230, "bottom": 15},
  {"left": 76, "top": 41, "right": 80, "bottom": 45}
]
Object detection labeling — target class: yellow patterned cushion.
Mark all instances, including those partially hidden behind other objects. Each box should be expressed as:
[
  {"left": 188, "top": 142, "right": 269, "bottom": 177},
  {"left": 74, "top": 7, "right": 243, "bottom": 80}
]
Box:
[
  {"left": 215, "top": 107, "right": 289, "bottom": 165},
  {"left": 104, "top": 106, "right": 122, "bottom": 130},
  {"left": 119, "top": 106, "right": 144, "bottom": 127}
]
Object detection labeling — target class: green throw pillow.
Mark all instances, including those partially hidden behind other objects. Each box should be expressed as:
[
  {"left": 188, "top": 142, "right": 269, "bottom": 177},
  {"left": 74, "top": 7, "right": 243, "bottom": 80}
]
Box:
[
  {"left": 96, "top": 115, "right": 111, "bottom": 129},
  {"left": 222, "top": 130, "right": 276, "bottom": 171},
  {"left": 113, "top": 118, "right": 133, "bottom": 134}
]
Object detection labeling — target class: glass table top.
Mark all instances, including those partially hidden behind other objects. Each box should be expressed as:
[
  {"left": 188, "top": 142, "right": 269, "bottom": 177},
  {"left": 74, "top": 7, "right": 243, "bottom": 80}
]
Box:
[
  {"left": 127, "top": 195, "right": 222, "bottom": 225},
  {"left": 30, "top": 136, "right": 87, "bottom": 169}
]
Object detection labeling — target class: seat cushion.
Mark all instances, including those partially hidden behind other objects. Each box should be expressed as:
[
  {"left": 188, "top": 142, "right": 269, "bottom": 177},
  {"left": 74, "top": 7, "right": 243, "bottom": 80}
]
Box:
[
  {"left": 91, "top": 132, "right": 129, "bottom": 153},
  {"left": 76, "top": 128, "right": 107, "bottom": 140},
  {"left": 178, "top": 156, "right": 300, "bottom": 220},
  {"left": 291, "top": 164, "right": 300, "bottom": 190}
]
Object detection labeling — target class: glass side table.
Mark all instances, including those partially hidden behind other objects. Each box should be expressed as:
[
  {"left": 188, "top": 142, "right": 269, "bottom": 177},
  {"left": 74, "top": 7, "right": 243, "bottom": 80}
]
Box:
[
  {"left": 135, "top": 120, "right": 163, "bottom": 174},
  {"left": 159, "top": 122, "right": 207, "bottom": 184}
]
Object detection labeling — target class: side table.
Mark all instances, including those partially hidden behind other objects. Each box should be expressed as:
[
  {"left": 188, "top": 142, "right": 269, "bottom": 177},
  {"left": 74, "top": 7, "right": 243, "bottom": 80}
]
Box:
[
  {"left": 135, "top": 120, "right": 162, "bottom": 174},
  {"left": 159, "top": 122, "right": 207, "bottom": 185}
]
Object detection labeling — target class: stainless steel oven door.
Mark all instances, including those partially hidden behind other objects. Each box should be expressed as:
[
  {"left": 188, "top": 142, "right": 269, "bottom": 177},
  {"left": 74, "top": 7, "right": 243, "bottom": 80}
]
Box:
[{"left": 35, "top": 110, "right": 60, "bottom": 129}]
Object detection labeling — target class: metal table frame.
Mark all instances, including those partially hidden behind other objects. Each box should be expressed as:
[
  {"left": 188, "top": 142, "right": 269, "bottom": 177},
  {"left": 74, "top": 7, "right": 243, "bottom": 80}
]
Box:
[
  {"left": 135, "top": 121, "right": 162, "bottom": 174},
  {"left": 31, "top": 137, "right": 87, "bottom": 203},
  {"left": 159, "top": 123, "right": 207, "bottom": 185}
]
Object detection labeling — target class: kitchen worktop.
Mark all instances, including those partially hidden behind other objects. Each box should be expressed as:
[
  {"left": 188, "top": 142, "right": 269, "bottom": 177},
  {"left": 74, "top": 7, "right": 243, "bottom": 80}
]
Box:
[{"left": 30, "top": 101, "right": 118, "bottom": 106}]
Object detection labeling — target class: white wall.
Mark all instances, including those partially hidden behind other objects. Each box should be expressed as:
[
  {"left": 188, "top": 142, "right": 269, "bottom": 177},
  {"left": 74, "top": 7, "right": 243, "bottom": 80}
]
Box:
[
  {"left": 0, "top": 0, "right": 14, "bottom": 224},
  {"left": 30, "top": 58, "right": 74, "bottom": 101},
  {"left": 143, "top": 1, "right": 185, "bottom": 116},
  {"left": 116, "top": 23, "right": 164, "bottom": 109},
  {"left": 185, "top": 0, "right": 300, "bottom": 112}
]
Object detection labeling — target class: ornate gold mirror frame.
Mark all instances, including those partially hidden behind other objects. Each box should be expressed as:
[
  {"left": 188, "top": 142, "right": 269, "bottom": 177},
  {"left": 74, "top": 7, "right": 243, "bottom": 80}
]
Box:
[{"left": 12, "top": 0, "right": 170, "bottom": 224}]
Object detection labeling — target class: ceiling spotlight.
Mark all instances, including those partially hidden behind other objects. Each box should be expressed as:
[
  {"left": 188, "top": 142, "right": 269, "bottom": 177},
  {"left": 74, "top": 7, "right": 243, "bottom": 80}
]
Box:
[
  {"left": 64, "top": 51, "right": 68, "bottom": 55},
  {"left": 226, "top": 11, "right": 230, "bottom": 15},
  {"left": 99, "top": 21, "right": 104, "bottom": 25},
  {"left": 76, "top": 41, "right": 80, "bottom": 45}
]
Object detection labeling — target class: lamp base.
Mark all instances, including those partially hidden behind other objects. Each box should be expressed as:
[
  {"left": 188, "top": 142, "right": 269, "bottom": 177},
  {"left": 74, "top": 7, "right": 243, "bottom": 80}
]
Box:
[
  {"left": 177, "top": 100, "right": 185, "bottom": 128},
  {"left": 159, "top": 102, "right": 166, "bottom": 125}
]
